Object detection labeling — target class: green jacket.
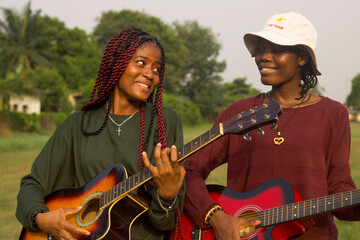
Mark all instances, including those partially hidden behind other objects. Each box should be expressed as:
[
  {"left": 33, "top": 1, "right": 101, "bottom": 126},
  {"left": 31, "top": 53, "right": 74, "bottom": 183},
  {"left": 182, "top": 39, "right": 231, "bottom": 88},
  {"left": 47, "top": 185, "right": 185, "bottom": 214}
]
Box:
[{"left": 16, "top": 103, "right": 185, "bottom": 240}]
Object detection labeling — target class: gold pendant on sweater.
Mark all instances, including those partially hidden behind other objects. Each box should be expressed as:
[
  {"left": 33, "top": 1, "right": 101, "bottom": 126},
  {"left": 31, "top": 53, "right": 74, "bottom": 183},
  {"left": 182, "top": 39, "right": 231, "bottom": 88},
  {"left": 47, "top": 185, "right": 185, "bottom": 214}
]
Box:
[{"left": 273, "top": 131, "right": 284, "bottom": 146}]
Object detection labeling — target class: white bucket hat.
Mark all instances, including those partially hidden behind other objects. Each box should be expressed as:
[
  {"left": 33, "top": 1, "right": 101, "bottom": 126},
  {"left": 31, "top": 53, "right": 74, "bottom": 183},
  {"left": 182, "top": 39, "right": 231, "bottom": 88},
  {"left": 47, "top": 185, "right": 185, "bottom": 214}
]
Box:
[{"left": 243, "top": 12, "right": 321, "bottom": 75}]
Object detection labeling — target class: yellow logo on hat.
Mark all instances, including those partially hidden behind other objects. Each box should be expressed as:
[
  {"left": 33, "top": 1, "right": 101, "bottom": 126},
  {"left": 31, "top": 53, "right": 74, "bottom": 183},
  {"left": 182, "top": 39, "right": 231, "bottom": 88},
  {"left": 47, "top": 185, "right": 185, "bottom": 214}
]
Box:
[
  {"left": 268, "top": 16, "right": 287, "bottom": 29},
  {"left": 276, "top": 17, "right": 287, "bottom": 23}
]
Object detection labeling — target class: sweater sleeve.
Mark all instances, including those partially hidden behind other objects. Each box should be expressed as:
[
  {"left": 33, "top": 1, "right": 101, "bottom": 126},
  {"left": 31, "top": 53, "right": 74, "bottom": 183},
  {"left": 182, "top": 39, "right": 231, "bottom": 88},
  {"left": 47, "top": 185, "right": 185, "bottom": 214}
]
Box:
[
  {"left": 327, "top": 105, "right": 360, "bottom": 220},
  {"left": 146, "top": 108, "right": 186, "bottom": 231},
  {"left": 16, "top": 116, "right": 76, "bottom": 231},
  {"left": 183, "top": 107, "right": 235, "bottom": 229}
]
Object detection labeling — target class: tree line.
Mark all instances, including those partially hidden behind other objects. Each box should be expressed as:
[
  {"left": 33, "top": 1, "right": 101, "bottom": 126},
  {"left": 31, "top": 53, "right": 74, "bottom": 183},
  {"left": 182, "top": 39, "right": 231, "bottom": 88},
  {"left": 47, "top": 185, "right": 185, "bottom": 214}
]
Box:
[
  {"left": 1, "top": 2, "right": 359, "bottom": 126},
  {"left": 0, "top": 2, "right": 261, "bottom": 125}
]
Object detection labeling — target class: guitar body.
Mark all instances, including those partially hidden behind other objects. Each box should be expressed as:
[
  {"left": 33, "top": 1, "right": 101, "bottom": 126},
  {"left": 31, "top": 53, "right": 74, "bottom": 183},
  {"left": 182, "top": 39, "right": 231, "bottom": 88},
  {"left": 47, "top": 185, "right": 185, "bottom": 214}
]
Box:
[
  {"left": 19, "top": 164, "right": 149, "bottom": 240},
  {"left": 179, "top": 178, "right": 306, "bottom": 240}
]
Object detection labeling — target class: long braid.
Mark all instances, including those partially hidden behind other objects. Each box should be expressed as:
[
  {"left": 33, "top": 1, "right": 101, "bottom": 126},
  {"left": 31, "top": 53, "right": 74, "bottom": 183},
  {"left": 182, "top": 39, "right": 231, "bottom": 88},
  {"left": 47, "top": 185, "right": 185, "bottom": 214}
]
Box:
[
  {"left": 137, "top": 102, "right": 146, "bottom": 169},
  {"left": 297, "top": 47, "right": 318, "bottom": 100},
  {"left": 154, "top": 43, "right": 167, "bottom": 149}
]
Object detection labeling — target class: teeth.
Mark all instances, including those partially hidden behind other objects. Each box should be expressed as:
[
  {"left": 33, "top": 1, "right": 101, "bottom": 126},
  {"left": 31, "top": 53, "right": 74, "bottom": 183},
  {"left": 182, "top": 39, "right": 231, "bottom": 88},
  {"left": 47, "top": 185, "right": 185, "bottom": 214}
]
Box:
[
  {"left": 261, "top": 67, "right": 275, "bottom": 70},
  {"left": 137, "top": 82, "right": 149, "bottom": 89}
]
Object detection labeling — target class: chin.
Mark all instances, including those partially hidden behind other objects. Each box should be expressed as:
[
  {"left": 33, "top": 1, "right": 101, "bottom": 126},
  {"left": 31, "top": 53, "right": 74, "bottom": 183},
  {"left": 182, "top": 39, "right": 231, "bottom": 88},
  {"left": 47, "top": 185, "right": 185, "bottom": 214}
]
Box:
[{"left": 260, "top": 79, "right": 273, "bottom": 86}]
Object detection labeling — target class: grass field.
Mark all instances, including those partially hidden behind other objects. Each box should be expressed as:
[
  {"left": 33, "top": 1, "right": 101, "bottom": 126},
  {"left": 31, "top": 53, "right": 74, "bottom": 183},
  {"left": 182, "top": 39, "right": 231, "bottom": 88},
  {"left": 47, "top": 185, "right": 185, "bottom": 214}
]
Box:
[{"left": 1, "top": 122, "right": 360, "bottom": 239}]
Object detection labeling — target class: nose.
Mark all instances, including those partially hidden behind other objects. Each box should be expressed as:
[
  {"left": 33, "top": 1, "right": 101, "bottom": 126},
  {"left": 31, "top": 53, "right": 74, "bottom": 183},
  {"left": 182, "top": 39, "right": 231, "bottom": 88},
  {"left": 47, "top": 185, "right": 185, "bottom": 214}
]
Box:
[
  {"left": 255, "top": 48, "right": 272, "bottom": 62},
  {"left": 142, "top": 66, "right": 154, "bottom": 80}
]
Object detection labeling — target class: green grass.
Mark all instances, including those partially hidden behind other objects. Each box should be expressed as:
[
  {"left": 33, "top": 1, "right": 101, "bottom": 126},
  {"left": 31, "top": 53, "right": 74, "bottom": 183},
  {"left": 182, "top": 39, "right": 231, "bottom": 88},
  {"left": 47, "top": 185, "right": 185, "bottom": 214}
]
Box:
[{"left": 1, "top": 122, "right": 360, "bottom": 239}]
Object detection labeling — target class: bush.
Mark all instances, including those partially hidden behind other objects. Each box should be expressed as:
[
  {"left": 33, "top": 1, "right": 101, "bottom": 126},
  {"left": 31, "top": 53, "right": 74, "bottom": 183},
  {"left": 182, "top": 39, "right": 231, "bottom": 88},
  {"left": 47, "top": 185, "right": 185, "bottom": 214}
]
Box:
[{"left": 8, "top": 112, "right": 41, "bottom": 133}]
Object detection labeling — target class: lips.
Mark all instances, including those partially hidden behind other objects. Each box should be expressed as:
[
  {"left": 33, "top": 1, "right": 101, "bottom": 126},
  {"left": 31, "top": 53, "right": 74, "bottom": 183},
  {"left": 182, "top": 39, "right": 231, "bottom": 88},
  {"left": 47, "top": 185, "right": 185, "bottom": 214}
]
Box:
[
  {"left": 135, "top": 81, "right": 151, "bottom": 89},
  {"left": 260, "top": 67, "right": 277, "bottom": 71},
  {"left": 259, "top": 66, "right": 278, "bottom": 75}
]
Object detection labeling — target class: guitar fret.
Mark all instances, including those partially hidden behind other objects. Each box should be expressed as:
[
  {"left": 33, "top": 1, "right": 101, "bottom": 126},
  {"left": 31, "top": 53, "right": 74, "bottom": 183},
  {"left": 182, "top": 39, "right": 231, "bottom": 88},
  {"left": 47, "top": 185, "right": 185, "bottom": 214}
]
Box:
[
  {"left": 105, "top": 190, "right": 109, "bottom": 205},
  {"left": 134, "top": 175, "right": 138, "bottom": 187},
  {"left": 127, "top": 176, "right": 134, "bottom": 191},
  {"left": 319, "top": 196, "right": 325, "bottom": 213},
  {"left": 287, "top": 203, "right": 292, "bottom": 221},
  {"left": 305, "top": 199, "right": 310, "bottom": 218},
  {"left": 111, "top": 187, "right": 115, "bottom": 202},
  {"left": 121, "top": 180, "right": 126, "bottom": 195},
  {"left": 343, "top": 191, "right": 351, "bottom": 208}
]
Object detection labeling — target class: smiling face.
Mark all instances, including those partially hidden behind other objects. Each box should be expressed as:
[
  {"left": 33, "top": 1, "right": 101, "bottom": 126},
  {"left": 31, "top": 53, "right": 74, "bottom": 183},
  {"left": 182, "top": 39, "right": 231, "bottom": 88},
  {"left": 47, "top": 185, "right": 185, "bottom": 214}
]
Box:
[
  {"left": 254, "top": 39, "right": 307, "bottom": 88},
  {"left": 114, "top": 42, "right": 162, "bottom": 105}
]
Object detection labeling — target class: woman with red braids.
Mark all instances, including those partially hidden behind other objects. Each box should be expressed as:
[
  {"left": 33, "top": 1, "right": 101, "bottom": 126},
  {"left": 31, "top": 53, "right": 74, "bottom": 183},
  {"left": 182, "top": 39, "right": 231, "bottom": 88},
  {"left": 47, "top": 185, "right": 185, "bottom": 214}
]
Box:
[{"left": 16, "top": 28, "right": 185, "bottom": 240}]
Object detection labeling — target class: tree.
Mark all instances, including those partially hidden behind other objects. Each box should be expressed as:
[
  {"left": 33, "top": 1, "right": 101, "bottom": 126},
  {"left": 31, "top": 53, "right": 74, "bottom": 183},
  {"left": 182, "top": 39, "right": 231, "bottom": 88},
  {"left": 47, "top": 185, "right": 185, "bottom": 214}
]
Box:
[
  {"left": 347, "top": 74, "right": 360, "bottom": 110},
  {"left": 0, "top": 2, "right": 52, "bottom": 71},
  {"left": 173, "top": 20, "right": 226, "bottom": 119},
  {"left": 0, "top": 2, "right": 53, "bottom": 111},
  {"left": 93, "top": 10, "right": 188, "bottom": 95},
  {"left": 36, "top": 15, "right": 102, "bottom": 92},
  {"left": 220, "top": 77, "right": 260, "bottom": 109}
]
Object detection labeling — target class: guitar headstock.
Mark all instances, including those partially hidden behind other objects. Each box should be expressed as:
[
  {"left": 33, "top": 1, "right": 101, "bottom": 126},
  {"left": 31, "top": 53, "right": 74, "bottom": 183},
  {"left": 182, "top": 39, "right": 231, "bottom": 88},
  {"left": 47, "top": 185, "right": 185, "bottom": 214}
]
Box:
[{"left": 222, "top": 100, "right": 282, "bottom": 137}]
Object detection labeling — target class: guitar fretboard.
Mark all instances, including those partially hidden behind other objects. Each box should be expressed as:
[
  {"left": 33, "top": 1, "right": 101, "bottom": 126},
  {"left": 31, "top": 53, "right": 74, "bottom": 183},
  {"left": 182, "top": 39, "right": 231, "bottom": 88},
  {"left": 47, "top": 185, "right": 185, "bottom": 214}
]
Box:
[
  {"left": 258, "top": 189, "right": 360, "bottom": 227},
  {"left": 99, "top": 125, "right": 223, "bottom": 208}
]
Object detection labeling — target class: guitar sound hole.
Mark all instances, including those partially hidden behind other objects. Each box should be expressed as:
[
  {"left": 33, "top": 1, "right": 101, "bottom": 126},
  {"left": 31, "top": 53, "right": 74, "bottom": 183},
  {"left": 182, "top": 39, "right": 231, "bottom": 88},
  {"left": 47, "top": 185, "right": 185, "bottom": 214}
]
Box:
[{"left": 81, "top": 197, "right": 100, "bottom": 222}]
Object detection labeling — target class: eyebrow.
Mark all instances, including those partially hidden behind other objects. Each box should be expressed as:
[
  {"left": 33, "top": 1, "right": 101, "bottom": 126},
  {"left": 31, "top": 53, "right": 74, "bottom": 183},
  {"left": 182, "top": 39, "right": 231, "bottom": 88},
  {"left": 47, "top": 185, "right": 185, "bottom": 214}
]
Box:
[{"left": 135, "top": 55, "right": 161, "bottom": 65}]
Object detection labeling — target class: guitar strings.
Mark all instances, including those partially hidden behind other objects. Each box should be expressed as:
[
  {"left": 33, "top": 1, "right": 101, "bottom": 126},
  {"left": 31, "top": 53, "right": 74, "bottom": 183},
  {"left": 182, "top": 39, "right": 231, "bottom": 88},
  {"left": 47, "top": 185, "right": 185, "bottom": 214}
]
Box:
[{"left": 243, "top": 190, "right": 360, "bottom": 225}]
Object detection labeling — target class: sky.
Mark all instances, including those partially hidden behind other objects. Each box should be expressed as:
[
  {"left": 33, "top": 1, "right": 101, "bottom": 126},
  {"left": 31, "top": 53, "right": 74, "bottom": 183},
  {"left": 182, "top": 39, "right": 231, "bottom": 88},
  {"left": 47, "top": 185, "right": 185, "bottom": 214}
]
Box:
[{"left": 2, "top": 0, "right": 360, "bottom": 103}]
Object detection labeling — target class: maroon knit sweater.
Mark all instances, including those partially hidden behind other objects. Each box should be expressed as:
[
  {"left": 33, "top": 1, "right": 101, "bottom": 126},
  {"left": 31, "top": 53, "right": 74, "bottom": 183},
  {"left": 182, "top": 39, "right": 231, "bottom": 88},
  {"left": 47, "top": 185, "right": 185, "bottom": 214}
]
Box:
[{"left": 184, "top": 95, "right": 360, "bottom": 239}]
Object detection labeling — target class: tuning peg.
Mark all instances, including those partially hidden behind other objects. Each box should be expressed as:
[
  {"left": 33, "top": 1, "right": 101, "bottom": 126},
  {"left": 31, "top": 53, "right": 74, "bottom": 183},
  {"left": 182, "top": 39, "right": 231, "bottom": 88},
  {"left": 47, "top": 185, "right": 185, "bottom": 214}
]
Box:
[
  {"left": 257, "top": 128, "right": 265, "bottom": 135},
  {"left": 270, "top": 123, "right": 278, "bottom": 131},
  {"left": 243, "top": 133, "right": 252, "bottom": 141}
]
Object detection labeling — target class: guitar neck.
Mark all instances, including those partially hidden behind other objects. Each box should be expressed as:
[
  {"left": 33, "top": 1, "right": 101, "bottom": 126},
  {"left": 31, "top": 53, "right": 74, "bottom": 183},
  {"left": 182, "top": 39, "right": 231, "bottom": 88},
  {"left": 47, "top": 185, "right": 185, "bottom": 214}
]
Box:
[
  {"left": 258, "top": 189, "right": 360, "bottom": 227},
  {"left": 100, "top": 100, "right": 281, "bottom": 209},
  {"left": 99, "top": 125, "right": 224, "bottom": 208}
]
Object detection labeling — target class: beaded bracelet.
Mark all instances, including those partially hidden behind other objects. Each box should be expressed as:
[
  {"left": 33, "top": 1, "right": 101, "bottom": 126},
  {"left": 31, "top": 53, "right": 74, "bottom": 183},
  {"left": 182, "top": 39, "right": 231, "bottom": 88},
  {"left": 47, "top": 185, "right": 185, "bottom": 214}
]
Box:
[
  {"left": 32, "top": 209, "right": 44, "bottom": 231},
  {"left": 156, "top": 191, "right": 178, "bottom": 217},
  {"left": 204, "top": 205, "right": 223, "bottom": 225}
]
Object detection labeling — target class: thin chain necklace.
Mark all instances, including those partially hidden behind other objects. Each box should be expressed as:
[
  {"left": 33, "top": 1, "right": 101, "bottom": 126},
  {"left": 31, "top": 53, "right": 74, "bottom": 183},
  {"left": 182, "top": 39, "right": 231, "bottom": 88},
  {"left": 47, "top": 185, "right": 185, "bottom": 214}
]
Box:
[
  {"left": 269, "top": 92, "right": 311, "bottom": 146},
  {"left": 108, "top": 110, "right": 139, "bottom": 136}
]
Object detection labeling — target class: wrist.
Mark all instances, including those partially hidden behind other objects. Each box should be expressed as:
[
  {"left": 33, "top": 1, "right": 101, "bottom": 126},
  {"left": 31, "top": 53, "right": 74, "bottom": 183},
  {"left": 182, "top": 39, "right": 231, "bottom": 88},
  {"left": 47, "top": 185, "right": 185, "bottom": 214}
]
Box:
[
  {"left": 156, "top": 190, "right": 178, "bottom": 217},
  {"left": 32, "top": 209, "right": 44, "bottom": 231},
  {"left": 156, "top": 189, "right": 177, "bottom": 202},
  {"left": 204, "top": 205, "right": 223, "bottom": 225}
]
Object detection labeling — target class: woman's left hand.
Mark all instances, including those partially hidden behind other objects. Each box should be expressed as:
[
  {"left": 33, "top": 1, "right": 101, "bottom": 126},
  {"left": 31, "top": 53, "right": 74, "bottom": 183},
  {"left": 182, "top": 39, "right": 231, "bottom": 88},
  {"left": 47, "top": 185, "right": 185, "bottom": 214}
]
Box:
[{"left": 142, "top": 143, "right": 186, "bottom": 201}]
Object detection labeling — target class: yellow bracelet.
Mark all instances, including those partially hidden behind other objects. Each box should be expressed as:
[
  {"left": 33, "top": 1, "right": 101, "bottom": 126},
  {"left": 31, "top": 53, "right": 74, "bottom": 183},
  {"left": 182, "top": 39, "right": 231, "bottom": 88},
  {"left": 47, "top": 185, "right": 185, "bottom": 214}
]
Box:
[{"left": 204, "top": 205, "right": 223, "bottom": 225}]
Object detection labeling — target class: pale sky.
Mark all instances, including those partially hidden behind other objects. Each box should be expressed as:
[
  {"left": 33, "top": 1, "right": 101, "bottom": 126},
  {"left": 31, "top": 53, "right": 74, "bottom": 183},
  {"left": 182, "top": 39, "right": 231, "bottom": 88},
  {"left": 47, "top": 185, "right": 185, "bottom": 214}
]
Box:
[{"left": 2, "top": 0, "right": 360, "bottom": 103}]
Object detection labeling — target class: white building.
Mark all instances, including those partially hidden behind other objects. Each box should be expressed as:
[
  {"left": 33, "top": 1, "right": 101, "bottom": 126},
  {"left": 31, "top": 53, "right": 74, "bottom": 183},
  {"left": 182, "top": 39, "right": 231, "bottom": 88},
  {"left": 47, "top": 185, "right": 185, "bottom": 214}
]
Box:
[{"left": 9, "top": 95, "right": 41, "bottom": 114}]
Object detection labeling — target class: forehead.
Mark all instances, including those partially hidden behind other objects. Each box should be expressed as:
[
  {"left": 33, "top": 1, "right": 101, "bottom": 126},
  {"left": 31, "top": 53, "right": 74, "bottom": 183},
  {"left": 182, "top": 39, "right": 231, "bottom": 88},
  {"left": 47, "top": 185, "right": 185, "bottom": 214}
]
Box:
[{"left": 133, "top": 42, "right": 162, "bottom": 61}]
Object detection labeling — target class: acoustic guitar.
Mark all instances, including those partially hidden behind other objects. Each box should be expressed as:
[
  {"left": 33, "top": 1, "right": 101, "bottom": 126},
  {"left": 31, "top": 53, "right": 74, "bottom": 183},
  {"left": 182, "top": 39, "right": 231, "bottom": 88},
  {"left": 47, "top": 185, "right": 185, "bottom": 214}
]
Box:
[
  {"left": 178, "top": 179, "right": 360, "bottom": 240},
  {"left": 19, "top": 100, "right": 282, "bottom": 240}
]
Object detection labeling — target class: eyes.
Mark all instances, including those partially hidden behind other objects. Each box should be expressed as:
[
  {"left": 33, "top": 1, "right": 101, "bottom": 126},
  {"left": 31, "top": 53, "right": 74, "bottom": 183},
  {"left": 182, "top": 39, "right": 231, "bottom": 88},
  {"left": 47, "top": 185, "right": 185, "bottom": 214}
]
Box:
[
  {"left": 136, "top": 60, "right": 161, "bottom": 74},
  {"left": 255, "top": 46, "right": 286, "bottom": 55},
  {"left": 255, "top": 44, "right": 299, "bottom": 56}
]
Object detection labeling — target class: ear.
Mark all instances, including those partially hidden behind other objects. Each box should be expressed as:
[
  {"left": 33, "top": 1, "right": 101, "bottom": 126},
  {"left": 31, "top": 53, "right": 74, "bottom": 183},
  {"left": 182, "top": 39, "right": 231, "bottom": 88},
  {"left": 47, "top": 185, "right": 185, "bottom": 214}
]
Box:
[{"left": 298, "top": 51, "right": 308, "bottom": 67}]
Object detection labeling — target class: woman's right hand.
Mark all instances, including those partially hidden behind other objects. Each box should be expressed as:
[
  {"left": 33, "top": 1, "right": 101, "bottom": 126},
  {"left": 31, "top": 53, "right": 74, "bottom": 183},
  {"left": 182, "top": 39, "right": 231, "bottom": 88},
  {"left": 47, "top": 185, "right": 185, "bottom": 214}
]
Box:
[
  {"left": 209, "top": 210, "right": 260, "bottom": 240},
  {"left": 36, "top": 207, "right": 90, "bottom": 240}
]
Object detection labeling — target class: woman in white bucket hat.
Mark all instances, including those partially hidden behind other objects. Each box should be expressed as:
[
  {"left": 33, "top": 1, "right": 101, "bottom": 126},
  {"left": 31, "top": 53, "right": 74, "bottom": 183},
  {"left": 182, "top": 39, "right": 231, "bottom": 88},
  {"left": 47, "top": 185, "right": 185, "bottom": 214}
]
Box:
[{"left": 183, "top": 12, "right": 360, "bottom": 240}]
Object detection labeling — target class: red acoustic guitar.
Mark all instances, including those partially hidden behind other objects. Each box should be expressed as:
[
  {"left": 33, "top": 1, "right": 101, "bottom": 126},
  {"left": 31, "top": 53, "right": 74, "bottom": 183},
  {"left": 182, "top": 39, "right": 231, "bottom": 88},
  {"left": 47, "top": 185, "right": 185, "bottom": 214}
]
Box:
[
  {"left": 178, "top": 178, "right": 360, "bottom": 240},
  {"left": 19, "top": 100, "right": 281, "bottom": 240}
]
